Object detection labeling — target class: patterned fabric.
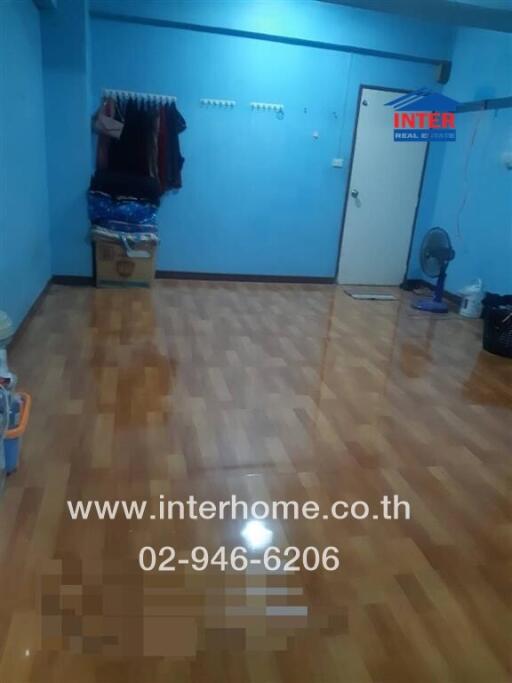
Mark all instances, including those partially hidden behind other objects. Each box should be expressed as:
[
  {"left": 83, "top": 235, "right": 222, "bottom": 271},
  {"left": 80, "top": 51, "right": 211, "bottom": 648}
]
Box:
[{"left": 88, "top": 191, "right": 158, "bottom": 229}]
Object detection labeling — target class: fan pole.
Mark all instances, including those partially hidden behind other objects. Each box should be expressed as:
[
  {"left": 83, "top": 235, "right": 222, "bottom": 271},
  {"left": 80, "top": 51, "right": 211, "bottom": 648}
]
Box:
[{"left": 433, "top": 263, "right": 448, "bottom": 303}]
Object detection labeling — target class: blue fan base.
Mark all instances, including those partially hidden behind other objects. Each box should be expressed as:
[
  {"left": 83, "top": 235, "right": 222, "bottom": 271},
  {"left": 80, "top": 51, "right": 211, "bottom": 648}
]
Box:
[{"left": 412, "top": 298, "right": 449, "bottom": 313}]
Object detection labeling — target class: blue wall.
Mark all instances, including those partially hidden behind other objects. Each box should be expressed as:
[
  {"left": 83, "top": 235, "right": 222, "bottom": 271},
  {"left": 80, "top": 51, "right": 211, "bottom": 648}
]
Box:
[
  {"left": 90, "top": 0, "right": 454, "bottom": 63},
  {"left": 3, "top": 0, "right": 509, "bottom": 333},
  {"left": 408, "top": 27, "right": 512, "bottom": 295},
  {"left": 0, "top": 0, "right": 52, "bottom": 330},
  {"left": 90, "top": 16, "right": 442, "bottom": 276},
  {"left": 40, "top": 0, "right": 92, "bottom": 277},
  {"left": 445, "top": 26, "right": 512, "bottom": 101},
  {"left": 3, "top": 1, "right": 509, "bottom": 298}
]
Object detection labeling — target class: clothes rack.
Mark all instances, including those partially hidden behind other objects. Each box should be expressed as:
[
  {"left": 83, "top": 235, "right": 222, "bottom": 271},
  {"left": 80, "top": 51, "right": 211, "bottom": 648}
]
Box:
[{"left": 102, "top": 88, "right": 177, "bottom": 105}]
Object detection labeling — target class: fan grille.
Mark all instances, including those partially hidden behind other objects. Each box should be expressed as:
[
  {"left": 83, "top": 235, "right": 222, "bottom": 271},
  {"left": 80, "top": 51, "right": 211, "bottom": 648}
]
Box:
[{"left": 420, "top": 228, "right": 454, "bottom": 278}]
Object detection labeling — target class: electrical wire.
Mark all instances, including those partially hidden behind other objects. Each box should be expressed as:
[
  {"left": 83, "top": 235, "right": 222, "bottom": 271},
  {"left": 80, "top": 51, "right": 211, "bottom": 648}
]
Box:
[{"left": 456, "top": 107, "right": 486, "bottom": 238}]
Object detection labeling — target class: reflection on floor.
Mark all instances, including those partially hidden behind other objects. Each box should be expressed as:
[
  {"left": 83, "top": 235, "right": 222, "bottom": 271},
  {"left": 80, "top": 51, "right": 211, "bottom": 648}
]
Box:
[{"left": 1, "top": 281, "right": 510, "bottom": 682}]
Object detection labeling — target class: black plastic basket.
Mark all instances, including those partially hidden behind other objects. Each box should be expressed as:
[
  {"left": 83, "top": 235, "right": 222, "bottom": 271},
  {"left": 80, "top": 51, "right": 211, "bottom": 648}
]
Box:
[{"left": 483, "top": 306, "right": 512, "bottom": 358}]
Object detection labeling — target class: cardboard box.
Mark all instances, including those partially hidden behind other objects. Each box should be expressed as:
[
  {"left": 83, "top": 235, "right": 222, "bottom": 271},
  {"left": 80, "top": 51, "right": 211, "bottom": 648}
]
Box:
[{"left": 94, "top": 239, "right": 156, "bottom": 288}]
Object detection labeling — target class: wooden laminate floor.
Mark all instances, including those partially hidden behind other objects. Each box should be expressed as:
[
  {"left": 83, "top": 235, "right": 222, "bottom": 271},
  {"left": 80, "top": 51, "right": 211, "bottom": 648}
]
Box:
[{"left": 0, "top": 281, "right": 510, "bottom": 682}]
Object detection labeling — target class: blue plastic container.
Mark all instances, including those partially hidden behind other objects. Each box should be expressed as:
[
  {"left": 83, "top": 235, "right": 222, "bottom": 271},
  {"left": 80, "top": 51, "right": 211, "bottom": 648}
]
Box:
[
  {"left": 4, "top": 393, "right": 31, "bottom": 475},
  {"left": 4, "top": 437, "right": 20, "bottom": 474}
]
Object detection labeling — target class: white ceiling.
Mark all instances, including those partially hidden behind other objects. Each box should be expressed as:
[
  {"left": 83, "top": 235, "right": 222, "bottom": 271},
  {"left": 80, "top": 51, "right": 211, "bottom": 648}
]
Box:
[{"left": 320, "top": 0, "right": 512, "bottom": 32}]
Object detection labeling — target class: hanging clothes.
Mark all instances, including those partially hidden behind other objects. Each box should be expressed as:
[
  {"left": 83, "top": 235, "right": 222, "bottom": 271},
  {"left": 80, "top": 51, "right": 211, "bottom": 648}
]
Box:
[
  {"left": 93, "top": 99, "right": 124, "bottom": 139},
  {"left": 90, "top": 170, "right": 162, "bottom": 204},
  {"left": 163, "top": 101, "right": 186, "bottom": 190},
  {"left": 148, "top": 109, "right": 160, "bottom": 180},
  {"left": 157, "top": 105, "right": 168, "bottom": 193},
  {"left": 91, "top": 94, "right": 187, "bottom": 200},
  {"left": 107, "top": 99, "right": 156, "bottom": 177},
  {"left": 94, "top": 97, "right": 117, "bottom": 171}
]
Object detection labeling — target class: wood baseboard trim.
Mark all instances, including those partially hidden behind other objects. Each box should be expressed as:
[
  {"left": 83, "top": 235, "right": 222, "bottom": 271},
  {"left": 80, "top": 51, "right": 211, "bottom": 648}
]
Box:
[
  {"left": 51, "top": 272, "right": 335, "bottom": 286},
  {"left": 155, "top": 271, "right": 335, "bottom": 284},
  {"left": 52, "top": 275, "right": 94, "bottom": 286}
]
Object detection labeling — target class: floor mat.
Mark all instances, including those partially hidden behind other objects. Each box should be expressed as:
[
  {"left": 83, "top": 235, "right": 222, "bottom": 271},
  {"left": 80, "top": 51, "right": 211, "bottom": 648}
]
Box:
[{"left": 345, "top": 290, "right": 398, "bottom": 301}]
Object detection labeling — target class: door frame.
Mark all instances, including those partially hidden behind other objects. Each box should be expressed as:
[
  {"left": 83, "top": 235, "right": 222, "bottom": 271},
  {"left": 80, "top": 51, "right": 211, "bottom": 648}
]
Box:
[{"left": 334, "top": 84, "right": 431, "bottom": 284}]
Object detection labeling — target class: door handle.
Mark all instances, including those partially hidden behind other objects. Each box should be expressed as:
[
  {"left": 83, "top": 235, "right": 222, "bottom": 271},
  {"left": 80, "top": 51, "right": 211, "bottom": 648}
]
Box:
[{"left": 351, "top": 189, "right": 359, "bottom": 198}]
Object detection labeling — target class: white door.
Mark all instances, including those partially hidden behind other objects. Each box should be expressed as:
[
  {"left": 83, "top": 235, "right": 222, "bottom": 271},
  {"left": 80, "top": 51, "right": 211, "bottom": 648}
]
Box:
[{"left": 338, "top": 87, "right": 427, "bottom": 285}]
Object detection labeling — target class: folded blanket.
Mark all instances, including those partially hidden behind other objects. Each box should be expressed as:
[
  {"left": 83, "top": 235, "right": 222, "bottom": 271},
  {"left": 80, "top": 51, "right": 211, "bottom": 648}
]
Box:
[{"left": 88, "top": 191, "right": 158, "bottom": 227}]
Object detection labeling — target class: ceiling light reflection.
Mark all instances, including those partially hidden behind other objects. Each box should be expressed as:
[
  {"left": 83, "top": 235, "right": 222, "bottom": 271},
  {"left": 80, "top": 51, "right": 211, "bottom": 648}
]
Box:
[{"left": 241, "top": 520, "right": 273, "bottom": 550}]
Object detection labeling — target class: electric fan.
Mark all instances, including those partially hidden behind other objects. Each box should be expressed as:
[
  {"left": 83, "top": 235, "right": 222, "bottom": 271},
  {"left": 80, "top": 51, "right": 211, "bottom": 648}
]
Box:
[{"left": 412, "top": 227, "right": 455, "bottom": 313}]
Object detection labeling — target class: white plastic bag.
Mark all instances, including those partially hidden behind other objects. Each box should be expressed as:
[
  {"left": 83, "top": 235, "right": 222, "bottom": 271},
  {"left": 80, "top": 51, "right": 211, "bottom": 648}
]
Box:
[{"left": 459, "top": 279, "right": 484, "bottom": 318}]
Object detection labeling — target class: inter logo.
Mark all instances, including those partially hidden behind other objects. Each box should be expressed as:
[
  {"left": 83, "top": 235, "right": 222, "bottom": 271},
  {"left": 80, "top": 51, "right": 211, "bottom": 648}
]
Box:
[{"left": 385, "top": 88, "right": 459, "bottom": 141}]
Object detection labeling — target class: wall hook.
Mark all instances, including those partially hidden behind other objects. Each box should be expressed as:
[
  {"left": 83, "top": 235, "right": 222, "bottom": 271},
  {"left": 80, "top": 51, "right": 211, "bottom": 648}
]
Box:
[
  {"left": 200, "top": 98, "right": 236, "bottom": 108},
  {"left": 250, "top": 101, "right": 285, "bottom": 113}
]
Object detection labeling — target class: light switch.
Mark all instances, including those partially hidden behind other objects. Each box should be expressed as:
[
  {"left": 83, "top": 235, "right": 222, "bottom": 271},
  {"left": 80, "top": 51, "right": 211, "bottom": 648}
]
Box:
[{"left": 331, "top": 158, "right": 344, "bottom": 168}]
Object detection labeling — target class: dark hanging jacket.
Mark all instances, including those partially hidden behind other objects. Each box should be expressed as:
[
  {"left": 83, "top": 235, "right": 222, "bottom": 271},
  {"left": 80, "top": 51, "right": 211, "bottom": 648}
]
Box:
[
  {"left": 108, "top": 99, "right": 156, "bottom": 177},
  {"left": 164, "top": 102, "right": 186, "bottom": 190}
]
